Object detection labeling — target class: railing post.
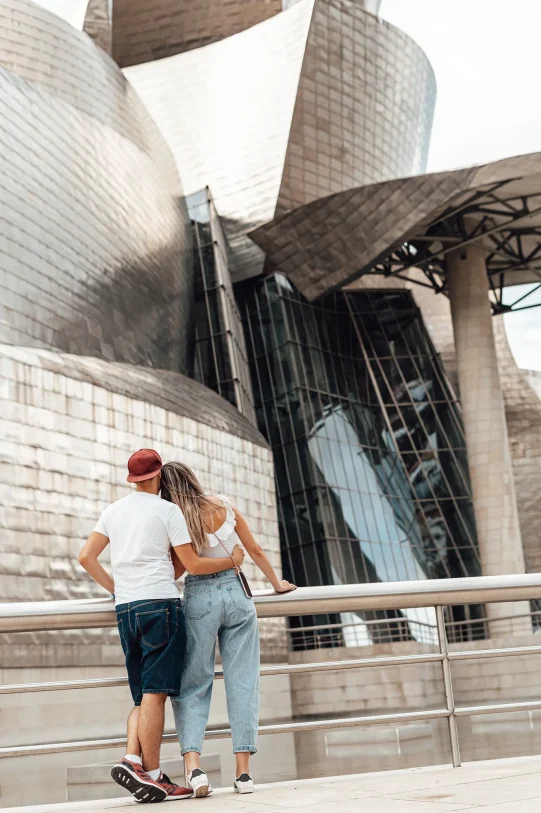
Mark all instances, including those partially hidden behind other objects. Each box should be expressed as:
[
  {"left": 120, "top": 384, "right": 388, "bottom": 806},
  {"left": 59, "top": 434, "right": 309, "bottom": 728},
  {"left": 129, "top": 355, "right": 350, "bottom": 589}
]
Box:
[{"left": 435, "top": 605, "right": 461, "bottom": 767}]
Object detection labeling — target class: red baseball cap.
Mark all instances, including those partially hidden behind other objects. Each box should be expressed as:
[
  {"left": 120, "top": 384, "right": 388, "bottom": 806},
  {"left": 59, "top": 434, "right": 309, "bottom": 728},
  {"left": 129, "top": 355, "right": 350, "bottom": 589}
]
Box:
[{"left": 127, "top": 449, "right": 163, "bottom": 483}]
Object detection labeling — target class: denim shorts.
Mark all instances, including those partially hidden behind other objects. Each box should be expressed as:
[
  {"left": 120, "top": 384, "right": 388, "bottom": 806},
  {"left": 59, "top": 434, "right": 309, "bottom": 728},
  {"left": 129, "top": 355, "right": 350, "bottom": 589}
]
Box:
[{"left": 115, "top": 598, "right": 186, "bottom": 706}]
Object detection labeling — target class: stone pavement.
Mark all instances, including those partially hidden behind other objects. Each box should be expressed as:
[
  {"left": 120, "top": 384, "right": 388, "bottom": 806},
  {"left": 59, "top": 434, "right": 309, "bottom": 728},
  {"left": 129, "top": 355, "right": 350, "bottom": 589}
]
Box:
[{"left": 4, "top": 755, "right": 541, "bottom": 813}]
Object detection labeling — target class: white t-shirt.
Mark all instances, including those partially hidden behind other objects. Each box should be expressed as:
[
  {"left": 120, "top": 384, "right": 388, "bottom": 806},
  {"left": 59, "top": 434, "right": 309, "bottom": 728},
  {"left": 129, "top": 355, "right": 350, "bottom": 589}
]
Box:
[{"left": 93, "top": 492, "right": 191, "bottom": 605}]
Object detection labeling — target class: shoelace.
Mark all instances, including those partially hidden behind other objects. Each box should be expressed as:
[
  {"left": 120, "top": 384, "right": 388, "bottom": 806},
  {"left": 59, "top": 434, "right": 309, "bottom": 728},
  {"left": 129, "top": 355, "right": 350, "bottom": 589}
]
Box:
[{"left": 160, "top": 773, "right": 177, "bottom": 789}]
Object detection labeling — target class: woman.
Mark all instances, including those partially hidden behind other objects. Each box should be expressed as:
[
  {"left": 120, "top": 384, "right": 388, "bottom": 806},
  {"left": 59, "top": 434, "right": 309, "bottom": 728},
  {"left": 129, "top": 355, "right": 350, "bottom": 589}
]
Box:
[{"left": 160, "top": 462, "right": 295, "bottom": 797}]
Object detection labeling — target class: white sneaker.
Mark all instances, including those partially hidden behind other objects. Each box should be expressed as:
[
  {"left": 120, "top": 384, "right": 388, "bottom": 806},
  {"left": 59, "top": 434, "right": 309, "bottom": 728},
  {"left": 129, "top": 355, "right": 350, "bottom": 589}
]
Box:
[
  {"left": 234, "top": 773, "right": 254, "bottom": 794},
  {"left": 186, "top": 768, "right": 212, "bottom": 798}
]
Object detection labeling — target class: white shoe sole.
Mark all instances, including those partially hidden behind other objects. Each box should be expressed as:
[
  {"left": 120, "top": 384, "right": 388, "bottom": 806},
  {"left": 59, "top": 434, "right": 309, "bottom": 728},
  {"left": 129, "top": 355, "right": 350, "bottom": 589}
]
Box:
[
  {"left": 234, "top": 784, "right": 254, "bottom": 794},
  {"left": 187, "top": 775, "right": 213, "bottom": 798}
]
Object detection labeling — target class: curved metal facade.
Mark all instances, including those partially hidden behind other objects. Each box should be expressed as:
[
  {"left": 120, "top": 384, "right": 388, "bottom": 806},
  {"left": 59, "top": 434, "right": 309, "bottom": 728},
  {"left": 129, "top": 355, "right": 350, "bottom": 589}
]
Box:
[
  {"left": 110, "top": 0, "right": 282, "bottom": 67},
  {"left": 276, "top": 0, "right": 435, "bottom": 212},
  {"left": 125, "top": 0, "right": 435, "bottom": 280},
  {"left": 0, "top": 0, "right": 194, "bottom": 373},
  {"left": 101, "top": 0, "right": 383, "bottom": 67},
  {"left": 0, "top": 4, "right": 284, "bottom": 669}
]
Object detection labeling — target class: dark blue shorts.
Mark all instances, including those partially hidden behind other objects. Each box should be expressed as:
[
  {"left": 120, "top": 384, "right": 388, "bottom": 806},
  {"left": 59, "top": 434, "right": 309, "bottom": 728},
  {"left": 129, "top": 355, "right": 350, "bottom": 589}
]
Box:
[{"left": 115, "top": 598, "right": 186, "bottom": 706}]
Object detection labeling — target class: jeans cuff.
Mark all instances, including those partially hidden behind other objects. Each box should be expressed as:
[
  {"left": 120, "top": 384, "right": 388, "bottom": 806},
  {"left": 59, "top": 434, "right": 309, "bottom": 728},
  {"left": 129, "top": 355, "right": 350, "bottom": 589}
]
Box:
[
  {"left": 181, "top": 746, "right": 202, "bottom": 756},
  {"left": 233, "top": 746, "right": 257, "bottom": 754},
  {"left": 141, "top": 689, "right": 179, "bottom": 696}
]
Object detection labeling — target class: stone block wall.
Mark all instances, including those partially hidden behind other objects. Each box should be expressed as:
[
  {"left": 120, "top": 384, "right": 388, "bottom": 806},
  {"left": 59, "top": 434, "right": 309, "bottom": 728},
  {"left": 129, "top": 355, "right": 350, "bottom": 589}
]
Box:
[{"left": 0, "top": 344, "right": 286, "bottom": 664}]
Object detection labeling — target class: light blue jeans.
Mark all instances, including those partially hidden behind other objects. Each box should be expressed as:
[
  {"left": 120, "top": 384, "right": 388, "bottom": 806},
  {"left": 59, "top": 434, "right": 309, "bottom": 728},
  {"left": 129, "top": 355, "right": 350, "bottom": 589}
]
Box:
[{"left": 172, "top": 569, "right": 260, "bottom": 755}]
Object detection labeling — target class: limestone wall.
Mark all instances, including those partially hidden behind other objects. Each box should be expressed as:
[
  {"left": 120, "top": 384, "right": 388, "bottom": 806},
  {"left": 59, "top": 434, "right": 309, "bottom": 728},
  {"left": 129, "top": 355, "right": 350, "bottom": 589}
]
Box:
[{"left": 0, "top": 344, "right": 285, "bottom": 665}]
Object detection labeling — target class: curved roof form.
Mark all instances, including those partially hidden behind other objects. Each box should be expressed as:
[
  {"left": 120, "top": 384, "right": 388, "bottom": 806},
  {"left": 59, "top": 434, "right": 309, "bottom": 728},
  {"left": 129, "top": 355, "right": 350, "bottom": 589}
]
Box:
[
  {"left": 2, "top": 344, "right": 269, "bottom": 447},
  {"left": 124, "top": 0, "right": 312, "bottom": 280},
  {"left": 250, "top": 152, "right": 541, "bottom": 311},
  {"left": 124, "top": 0, "right": 435, "bottom": 280},
  {"left": 31, "top": 0, "right": 89, "bottom": 27}
]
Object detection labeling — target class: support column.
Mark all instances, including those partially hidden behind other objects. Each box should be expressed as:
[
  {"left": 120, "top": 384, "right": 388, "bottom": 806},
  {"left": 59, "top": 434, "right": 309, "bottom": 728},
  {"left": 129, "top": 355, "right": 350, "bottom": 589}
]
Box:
[{"left": 447, "top": 243, "right": 529, "bottom": 634}]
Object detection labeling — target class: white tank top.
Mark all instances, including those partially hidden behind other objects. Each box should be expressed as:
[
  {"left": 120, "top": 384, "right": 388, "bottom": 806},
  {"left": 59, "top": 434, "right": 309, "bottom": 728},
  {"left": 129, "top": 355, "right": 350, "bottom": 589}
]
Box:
[{"left": 199, "top": 496, "right": 240, "bottom": 558}]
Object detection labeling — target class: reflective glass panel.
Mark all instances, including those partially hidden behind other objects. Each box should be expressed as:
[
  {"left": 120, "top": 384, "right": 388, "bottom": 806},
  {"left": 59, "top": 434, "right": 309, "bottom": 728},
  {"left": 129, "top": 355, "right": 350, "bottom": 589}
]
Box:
[{"left": 237, "top": 276, "right": 480, "bottom": 647}]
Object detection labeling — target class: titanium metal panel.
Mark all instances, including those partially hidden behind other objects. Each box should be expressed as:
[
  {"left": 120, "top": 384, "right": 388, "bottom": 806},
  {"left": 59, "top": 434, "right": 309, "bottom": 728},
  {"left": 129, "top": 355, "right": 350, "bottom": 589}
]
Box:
[
  {"left": 125, "top": 0, "right": 435, "bottom": 281},
  {"left": 110, "top": 0, "right": 282, "bottom": 67},
  {"left": 0, "top": 0, "right": 193, "bottom": 373},
  {"left": 252, "top": 154, "right": 541, "bottom": 301}
]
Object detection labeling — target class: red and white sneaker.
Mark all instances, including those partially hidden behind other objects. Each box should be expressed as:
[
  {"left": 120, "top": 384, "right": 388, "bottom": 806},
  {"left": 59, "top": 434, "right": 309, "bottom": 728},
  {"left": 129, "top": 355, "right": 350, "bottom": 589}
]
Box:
[
  {"left": 111, "top": 758, "right": 167, "bottom": 803},
  {"left": 158, "top": 773, "right": 193, "bottom": 801}
]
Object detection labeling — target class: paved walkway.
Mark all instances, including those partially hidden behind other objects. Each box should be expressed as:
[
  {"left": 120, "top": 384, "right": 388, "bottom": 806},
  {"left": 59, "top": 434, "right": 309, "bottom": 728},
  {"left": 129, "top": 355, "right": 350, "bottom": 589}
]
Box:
[{"left": 5, "top": 755, "right": 541, "bottom": 812}]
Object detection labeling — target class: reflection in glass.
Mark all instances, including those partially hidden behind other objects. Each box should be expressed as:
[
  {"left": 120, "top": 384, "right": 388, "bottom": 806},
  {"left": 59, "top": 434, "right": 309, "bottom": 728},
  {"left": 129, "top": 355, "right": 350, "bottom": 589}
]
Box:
[
  {"left": 187, "top": 189, "right": 256, "bottom": 424},
  {"left": 237, "top": 276, "right": 482, "bottom": 648}
]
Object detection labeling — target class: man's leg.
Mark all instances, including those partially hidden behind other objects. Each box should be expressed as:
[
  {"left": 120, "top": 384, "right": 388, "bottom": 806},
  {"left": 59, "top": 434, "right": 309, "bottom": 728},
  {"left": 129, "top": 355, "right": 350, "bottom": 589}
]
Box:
[
  {"left": 138, "top": 692, "right": 167, "bottom": 773},
  {"left": 125, "top": 706, "right": 141, "bottom": 759},
  {"left": 111, "top": 606, "right": 170, "bottom": 802}
]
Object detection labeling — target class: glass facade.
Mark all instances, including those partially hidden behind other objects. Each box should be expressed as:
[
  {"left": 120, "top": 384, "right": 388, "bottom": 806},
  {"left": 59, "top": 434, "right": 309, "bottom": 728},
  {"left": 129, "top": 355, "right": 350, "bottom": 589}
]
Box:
[
  {"left": 237, "top": 274, "right": 482, "bottom": 647},
  {"left": 188, "top": 189, "right": 256, "bottom": 424}
]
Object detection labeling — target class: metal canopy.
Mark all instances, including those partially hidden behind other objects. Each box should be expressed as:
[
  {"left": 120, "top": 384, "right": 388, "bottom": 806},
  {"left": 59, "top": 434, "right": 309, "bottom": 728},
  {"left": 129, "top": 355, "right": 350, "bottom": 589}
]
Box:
[
  {"left": 250, "top": 152, "right": 541, "bottom": 312},
  {"left": 367, "top": 177, "right": 541, "bottom": 314}
]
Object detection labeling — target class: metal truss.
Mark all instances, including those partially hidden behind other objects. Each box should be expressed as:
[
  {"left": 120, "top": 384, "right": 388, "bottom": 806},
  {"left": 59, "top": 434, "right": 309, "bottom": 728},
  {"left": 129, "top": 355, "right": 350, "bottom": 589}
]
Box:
[{"left": 363, "top": 179, "right": 541, "bottom": 315}]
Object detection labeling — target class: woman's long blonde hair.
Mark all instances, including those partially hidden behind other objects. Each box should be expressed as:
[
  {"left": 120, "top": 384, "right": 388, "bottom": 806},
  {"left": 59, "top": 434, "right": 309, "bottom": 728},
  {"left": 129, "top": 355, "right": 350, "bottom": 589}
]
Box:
[{"left": 160, "top": 462, "right": 217, "bottom": 555}]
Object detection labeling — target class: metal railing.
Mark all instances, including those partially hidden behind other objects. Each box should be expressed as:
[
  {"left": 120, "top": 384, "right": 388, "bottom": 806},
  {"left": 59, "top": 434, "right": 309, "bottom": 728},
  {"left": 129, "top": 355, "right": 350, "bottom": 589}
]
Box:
[
  {"left": 3, "top": 573, "right": 541, "bottom": 767},
  {"left": 288, "top": 616, "right": 438, "bottom": 648},
  {"left": 287, "top": 608, "right": 541, "bottom": 649}
]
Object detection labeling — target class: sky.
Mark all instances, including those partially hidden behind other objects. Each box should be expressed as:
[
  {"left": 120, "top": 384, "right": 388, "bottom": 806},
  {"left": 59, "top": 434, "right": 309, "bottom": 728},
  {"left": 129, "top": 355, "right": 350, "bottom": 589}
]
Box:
[
  {"left": 33, "top": 0, "right": 88, "bottom": 28},
  {"left": 380, "top": 0, "right": 541, "bottom": 371}
]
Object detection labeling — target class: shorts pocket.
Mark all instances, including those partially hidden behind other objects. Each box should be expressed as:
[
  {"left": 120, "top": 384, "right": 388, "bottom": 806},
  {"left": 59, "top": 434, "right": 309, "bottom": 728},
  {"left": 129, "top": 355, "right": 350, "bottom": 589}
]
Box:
[
  {"left": 117, "top": 615, "right": 128, "bottom": 652},
  {"left": 184, "top": 589, "right": 212, "bottom": 621},
  {"left": 136, "top": 608, "right": 170, "bottom": 649}
]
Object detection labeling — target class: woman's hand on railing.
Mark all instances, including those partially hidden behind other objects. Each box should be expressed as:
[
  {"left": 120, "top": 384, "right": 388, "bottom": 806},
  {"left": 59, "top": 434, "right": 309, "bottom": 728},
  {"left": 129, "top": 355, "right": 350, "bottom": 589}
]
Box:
[{"left": 273, "top": 579, "right": 297, "bottom": 594}]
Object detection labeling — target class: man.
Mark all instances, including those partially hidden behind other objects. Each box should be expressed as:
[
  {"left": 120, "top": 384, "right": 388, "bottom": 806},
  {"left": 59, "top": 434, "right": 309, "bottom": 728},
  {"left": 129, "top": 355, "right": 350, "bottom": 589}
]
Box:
[{"left": 79, "top": 448, "right": 245, "bottom": 803}]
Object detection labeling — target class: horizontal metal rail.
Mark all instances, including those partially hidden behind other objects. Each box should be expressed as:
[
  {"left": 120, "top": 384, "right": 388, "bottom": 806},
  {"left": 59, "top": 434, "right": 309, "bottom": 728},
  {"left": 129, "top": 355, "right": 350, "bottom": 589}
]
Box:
[
  {"left": 447, "top": 609, "right": 541, "bottom": 629},
  {"left": 3, "top": 574, "right": 541, "bottom": 765},
  {"left": 287, "top": 617, "right": 436, "bottom": 635},
  {"left": 448, "top": 644, "right": 541, "bottom": 661},
  {"left": 3, "top": 573, "right": 541, "bottom": 632},
  {"left": 454, "top": 700, "right": 541, "bottom": 717},
  {"left": 0, "top": 709, "right": 452, "bottom": 759},
  {"left": 0, "top": 652, "right": 445, "bottom": 695}
]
